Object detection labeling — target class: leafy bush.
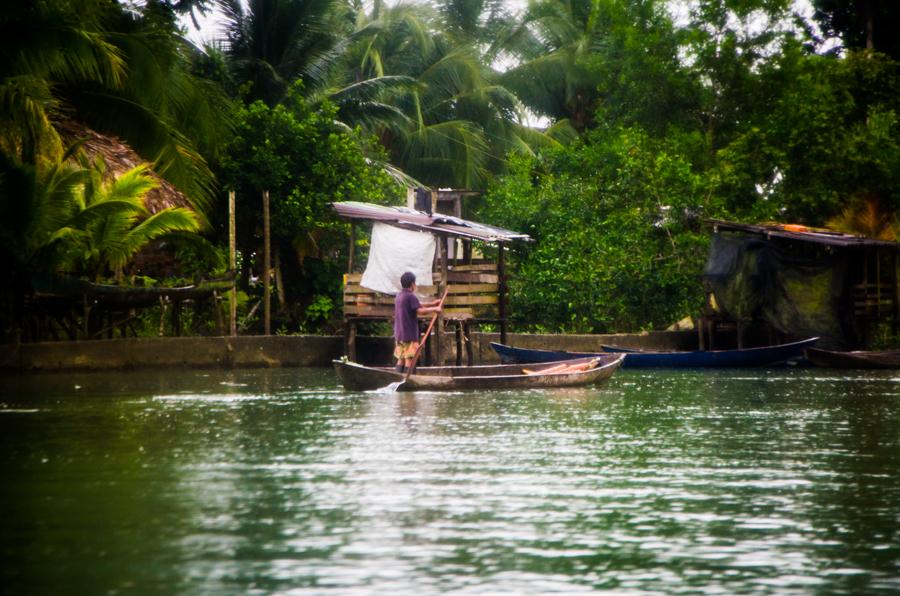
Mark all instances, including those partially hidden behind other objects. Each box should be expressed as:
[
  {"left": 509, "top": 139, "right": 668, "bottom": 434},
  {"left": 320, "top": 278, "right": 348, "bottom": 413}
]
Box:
[
  {"left": 479, "top": 126, "right": 713, "bottom": 333},
  {"left": 217, "top": 85, "right": 401, "bottom": 332}
]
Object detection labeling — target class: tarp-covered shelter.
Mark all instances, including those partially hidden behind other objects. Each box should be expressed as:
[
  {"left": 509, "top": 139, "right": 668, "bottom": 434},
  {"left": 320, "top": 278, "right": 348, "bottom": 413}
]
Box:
[
  {"left": 702, "top": 220, "right": 900, "bottom": 349},
  {"left": 332, "top": 196, "right": 531, "bottom": 365}
]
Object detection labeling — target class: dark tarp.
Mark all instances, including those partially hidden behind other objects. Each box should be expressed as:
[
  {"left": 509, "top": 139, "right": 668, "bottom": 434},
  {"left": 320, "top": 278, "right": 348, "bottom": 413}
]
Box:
[{"left": 702, "top": 232, "right": 852, "bottom": 347}]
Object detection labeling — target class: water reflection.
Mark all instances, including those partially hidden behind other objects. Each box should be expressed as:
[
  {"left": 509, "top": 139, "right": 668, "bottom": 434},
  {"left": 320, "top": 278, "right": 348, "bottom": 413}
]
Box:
[{"left": 1, "top": 368, "right": 899, "bottom": 593}]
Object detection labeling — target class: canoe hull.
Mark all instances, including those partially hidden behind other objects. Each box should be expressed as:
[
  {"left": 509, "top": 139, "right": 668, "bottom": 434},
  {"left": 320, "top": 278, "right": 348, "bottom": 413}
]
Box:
[
  {"left": 492, "top": 338, "right": 819, "bottom": 368},
  {"left": 333, "top": 355, "right": 624, "bottom": 391},
  {"left": 805, "top": 347, "right": 900, "bottom": 369}
]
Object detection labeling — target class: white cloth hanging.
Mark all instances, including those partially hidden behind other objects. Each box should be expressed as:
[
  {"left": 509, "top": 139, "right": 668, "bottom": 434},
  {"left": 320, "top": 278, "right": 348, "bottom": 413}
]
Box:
[{"left": 360, "top": 222, "right": 436, "bottom": 295}]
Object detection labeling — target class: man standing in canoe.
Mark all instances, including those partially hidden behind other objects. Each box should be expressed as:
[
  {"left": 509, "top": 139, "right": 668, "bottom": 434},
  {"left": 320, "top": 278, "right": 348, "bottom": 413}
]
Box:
[{"left": 394, "top": 272, "right": 442, "bottom": 373}]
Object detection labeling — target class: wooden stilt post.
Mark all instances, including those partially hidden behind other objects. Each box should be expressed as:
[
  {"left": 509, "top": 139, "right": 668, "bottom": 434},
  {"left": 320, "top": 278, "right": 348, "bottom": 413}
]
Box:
[
  {"left": 698, "top": 316, "right": 705, "bottom": 351},
  {"left": 499, "top": 244, "right": 508, "bottom": 346},
  {"left": 263, "top": 189, "right": 271, "bottom": 336},
  {"left": 229, "top": 189, "right": 237, "bottom": 337},
  {"left": 82, "top": 294, "right": 90, "bottom": 338},
  {"left": 343, "top": 223, "right": 356, "bottom": 359},
  {"left": 172, "top": 300, "right": 181, "bottom": 337},
  {"left": 455, "top": 321, "right": 463, "bottom": 366},
  {"left": 347, "top": 320, "right": 357, "bottom": 362},
  {"left": 893, "top": 249, "right": 899, "bottom": 339},
  {"left": 437, "top": 233, "right": 448, "bottom": 365}
]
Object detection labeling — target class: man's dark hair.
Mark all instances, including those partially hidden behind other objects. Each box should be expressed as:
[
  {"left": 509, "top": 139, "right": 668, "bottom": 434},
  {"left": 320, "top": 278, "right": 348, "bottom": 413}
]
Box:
[{"left": 400, "top": 271, "right": 416, "bottom": 289}]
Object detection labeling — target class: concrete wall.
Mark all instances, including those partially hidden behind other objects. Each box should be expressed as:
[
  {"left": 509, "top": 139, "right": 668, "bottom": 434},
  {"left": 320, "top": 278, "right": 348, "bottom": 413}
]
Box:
[
  {"left": 0, "top": 330, "right": 697, "bottom": 372},
  {"left": 0, "top": 336, "right": 344, "bottom": 372}
]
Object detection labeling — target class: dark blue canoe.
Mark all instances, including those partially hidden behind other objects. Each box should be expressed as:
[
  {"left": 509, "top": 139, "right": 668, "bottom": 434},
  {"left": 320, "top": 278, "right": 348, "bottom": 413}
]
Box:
[{"left": 491, "top": 337, "right": 819, "bottom": 368}]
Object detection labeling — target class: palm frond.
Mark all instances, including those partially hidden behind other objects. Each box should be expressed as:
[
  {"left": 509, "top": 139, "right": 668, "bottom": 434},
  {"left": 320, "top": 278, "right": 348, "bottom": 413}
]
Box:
[
  {"left": 401, "top": 119, "right": 490, "bottom": 188},
  {"left": 96, "top": 164, "right": 157, "bottom": 207},
  {"left": 113, "top": 207, "right": 200, "bottom": 270},
  {"left": 826, "top": 196, "right": 897, "bottom": 241}
]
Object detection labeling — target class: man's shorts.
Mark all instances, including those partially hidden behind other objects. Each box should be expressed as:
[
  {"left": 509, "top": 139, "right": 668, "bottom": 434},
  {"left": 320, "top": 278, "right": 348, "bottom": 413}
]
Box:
[{"left": 394, "top": 340, "right": 420, "bottom": 360}]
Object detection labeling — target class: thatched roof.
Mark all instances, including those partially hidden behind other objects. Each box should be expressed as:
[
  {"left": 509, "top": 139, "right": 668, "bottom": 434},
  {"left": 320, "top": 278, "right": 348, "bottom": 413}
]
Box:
[{"left": 55, "top": 119, "right": 193, "bottom": 214}]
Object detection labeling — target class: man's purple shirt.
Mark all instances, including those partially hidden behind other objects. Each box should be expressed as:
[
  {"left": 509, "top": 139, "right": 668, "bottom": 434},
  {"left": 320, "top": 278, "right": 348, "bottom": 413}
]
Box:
[{"left": 394, "top": 289, "right": 421, "bottom": 341}]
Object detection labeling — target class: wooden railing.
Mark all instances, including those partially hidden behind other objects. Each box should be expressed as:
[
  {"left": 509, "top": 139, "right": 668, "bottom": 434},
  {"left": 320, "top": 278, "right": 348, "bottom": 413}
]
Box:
[{"left": 853, "top": 283, "right": 895, "bottom": 317}]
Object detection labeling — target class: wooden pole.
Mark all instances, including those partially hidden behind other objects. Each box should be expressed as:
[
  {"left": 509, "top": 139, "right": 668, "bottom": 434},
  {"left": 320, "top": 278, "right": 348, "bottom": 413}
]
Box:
[
  {"left": 437, "top": 233, "right": 448, "bottom": 365},
  {"left": 347, "top": 223, "right": 356, "bottom": 273},
  {"left": 499, "top": 244, "right": 507, "bottom": 345},
  {"left": 228, "top": 190, "right": 237, "bottom": 337},
  {"left": 263, "top": 189, "right": 271, "bottom": 336},
  {"left": 893, "top": 249, "right": 899, "bottom": 339}
]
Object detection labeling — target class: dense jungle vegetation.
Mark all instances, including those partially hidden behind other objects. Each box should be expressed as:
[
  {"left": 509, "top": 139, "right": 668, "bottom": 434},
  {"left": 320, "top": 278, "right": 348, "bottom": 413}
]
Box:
[{"left": 1, "top": 0, "right": 898, "bottom": 338}]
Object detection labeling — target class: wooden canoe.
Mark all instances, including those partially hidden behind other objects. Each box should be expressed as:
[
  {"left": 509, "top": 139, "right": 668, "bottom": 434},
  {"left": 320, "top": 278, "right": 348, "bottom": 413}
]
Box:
[
  {"left": 333, "top": 355, "right": 625, "bottom": 392},
  {"left": 491, "top": 337, "right": 819, "bottom": 368},
  {"left": 804, "top": 347, "right": 900, "bottom": 369}
]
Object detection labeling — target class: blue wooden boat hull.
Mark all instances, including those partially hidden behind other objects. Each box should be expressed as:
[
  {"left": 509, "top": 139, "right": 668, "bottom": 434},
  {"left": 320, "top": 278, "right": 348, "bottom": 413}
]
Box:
[{"left": 491, "top": 338, "right": 819, "bottom": 368}]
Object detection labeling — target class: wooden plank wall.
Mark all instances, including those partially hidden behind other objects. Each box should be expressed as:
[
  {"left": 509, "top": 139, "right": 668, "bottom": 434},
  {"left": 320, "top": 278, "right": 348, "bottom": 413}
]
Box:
[{"left": 343, "top": 261, "right": 500, "bottom": 320}]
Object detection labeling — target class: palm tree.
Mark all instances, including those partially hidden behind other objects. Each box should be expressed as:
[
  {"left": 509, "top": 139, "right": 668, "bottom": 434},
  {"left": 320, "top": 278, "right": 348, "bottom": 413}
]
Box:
[
  {"left": 0, "top": 0, "right": 124, "bottom": 164},
  {"left": 2, "top": 149, "right": 200, "bottom": 282},
  {"left": 0, "top": 0, "right": 230, "bottom": 220},
  {"left": 498, "top": 0, "right": 690, "bottom": 135},
  {"left": 340, "top": 2, "right": 568, "bottom": 188},
  {"left": 217, "top": 0, "right": 572, "bottom": 188},
  {"left": 59, "top": 159, "right": 202, "bottom": 280},
  {"left": 219, "top": 0, "right": 353, "bottom": 105},
  {"left": 498, "top": 0, "right": 607, "bottom": 131}
]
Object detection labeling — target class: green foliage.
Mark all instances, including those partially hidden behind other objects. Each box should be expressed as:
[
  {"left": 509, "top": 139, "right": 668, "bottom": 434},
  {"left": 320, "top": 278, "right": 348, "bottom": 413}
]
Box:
[
  {"left": 712, "top": 49, "right": 900, "bottom": 222},
  {"left": 503, "top": 0, "right": 693, "bottom": 134},
  {"left": 869, "top": 316, "right": 900, "bottom": 350},
  {"left": 3, "top": 0, "right": 900, "bottom": 339},
  {"left": 219, "top": 86, "right": 399, "bottom": 331},
  {"left": 221, "top": 88, "right": 396, "bottom": 236},
  {"left": 480, "top": 126, "right": 712, "bottom": 332},
  {"left": 300, "top": 294, "right": 335, "bottom": 332},
  {"left": 1, "top": 152, "right": 200, "bottom": 281},
  {"left": 342, "top": 3, "right": 526, "bottom": 187},
  {"left": 0, "top": 0, "right": 232, "bottom": 220}
]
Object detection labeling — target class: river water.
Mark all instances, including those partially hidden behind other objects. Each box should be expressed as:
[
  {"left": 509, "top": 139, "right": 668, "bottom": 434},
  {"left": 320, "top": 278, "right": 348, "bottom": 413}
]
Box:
[{"left": 1, "top": 367, "right": 899, "bottom": 594}]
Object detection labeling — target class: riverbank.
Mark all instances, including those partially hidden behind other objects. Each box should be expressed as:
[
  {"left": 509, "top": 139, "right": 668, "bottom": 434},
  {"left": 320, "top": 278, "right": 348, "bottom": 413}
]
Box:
[{"left": 0, "top": 331, "right": 697, "bottom": 372}]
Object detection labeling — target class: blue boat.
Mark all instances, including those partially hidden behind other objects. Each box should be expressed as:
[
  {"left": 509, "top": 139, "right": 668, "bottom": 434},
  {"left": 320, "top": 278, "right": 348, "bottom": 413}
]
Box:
[{"left": 491, "top": 337, "right": 819, "bottom": 368}]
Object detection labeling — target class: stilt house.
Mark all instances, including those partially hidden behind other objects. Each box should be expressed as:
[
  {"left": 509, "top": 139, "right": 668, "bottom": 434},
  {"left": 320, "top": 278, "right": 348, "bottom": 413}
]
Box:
[{"left": 332, "top": 192, "right": 531, "bottom": 365}]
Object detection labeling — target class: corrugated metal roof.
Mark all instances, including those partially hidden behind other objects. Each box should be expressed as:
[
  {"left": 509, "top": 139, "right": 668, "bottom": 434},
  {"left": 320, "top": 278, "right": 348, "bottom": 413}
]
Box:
[
  {"left": 709, "top": 219, "right": 899, "bottom": 248},
  {"left": 332, "top": 201, "right": 532, "bottom": 243}
]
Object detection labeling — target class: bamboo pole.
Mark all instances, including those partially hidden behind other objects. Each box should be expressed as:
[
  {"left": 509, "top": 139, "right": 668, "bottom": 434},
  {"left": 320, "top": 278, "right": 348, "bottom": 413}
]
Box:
[
  {"left": 229, "top": 190, "right": 237, "bottom": 337},
  {"left": 263, "top": 190, "right": 271, "bottom": 335}
]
